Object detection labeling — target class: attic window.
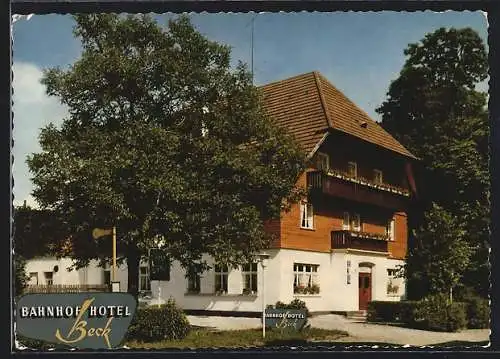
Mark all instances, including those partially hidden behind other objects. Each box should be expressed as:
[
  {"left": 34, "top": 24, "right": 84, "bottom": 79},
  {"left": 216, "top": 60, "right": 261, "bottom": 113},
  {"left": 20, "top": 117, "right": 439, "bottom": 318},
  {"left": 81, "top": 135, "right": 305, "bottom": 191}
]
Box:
[{"left": 360, "top": 121, "right": 368, "bottom": 128}]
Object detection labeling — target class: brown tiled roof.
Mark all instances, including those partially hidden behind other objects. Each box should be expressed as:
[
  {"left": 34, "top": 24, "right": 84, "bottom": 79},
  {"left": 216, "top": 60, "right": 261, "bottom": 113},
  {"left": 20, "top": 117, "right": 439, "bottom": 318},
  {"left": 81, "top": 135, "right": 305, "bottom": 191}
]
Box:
[{"left": 260, "top": 71, "right": 417, "bottom": 159}]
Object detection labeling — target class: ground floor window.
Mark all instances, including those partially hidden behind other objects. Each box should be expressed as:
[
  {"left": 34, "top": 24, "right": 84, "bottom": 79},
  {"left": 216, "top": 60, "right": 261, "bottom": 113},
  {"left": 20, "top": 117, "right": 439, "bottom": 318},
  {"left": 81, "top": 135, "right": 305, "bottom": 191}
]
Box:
[
  {"left": 29, "top": 272, "right": 38, "bottom": 285},
  {"left": 214, "top": 264, "right": 229, "bottom": 294},
  {"left": 242, "top": 263, "right": 258, "bottom": 295},
  {"left": 103, "top": 269, "right": 111, "bottom": 286},
  {"left": 293, "top": 263, "right": 320, "bottom": 294},
  {"left": 387, "top": 268, "right": 401, "bottom": 295},
  {"left": 187, "top": 271, "right": 201, "bottom": 294},
  {"left": 139, "top": 264, "right": 151, "bottom": 292},
  {"left": 44, "top": 272, "right": 53, "bottom": 285}
]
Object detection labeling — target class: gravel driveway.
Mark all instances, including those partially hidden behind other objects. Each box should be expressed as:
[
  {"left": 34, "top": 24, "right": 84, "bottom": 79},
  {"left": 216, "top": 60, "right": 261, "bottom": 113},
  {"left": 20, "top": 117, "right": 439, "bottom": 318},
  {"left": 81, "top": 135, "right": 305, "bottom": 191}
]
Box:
[{"left": 187, "top": 314, "right": 490, "bottom": 347}]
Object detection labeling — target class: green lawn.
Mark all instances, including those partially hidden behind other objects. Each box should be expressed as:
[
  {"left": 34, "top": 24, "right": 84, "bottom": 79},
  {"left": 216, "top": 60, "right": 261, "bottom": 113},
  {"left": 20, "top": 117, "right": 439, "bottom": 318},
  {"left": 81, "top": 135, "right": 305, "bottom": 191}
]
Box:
[{"left": 125, "top": 327, "right": 349, "bottom": 349}]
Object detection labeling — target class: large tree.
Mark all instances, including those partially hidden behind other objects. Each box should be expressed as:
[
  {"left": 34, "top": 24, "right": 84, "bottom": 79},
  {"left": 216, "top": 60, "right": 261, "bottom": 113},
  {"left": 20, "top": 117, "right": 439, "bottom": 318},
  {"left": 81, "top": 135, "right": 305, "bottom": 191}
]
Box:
[
  {"left": 377, "top": 27, "right": 489, "bottom": 297},
  {"left": 27, "top": 14, "right": 306, "bottom": 296}
]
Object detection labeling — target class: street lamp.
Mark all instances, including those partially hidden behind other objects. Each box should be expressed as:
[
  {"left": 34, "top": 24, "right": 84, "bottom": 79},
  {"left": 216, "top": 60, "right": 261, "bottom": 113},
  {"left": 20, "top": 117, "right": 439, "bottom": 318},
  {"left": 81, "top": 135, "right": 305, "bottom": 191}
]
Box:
[{"left": 257, "top": 252, "right": 270, "bottom": 339}]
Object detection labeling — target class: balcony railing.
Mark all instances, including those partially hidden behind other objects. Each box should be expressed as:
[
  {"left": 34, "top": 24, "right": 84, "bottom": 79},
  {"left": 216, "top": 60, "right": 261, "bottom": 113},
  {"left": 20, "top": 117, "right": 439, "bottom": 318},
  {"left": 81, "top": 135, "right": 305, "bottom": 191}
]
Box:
[
  {"left": 331, "top": 230, "right": 389, "bottom": 253},
  {"left": 24, "top": 284, "right": 111, "bottom": 294},
  {"left": 307, "top": 170, "right": 410, "bottom": 210}
]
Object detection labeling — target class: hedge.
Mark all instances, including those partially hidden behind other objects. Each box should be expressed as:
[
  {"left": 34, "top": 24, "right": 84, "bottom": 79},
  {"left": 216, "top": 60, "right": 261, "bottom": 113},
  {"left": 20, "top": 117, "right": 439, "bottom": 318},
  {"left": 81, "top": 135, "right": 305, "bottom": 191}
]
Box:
[
  {"left": 464, "top": 296, "right": 490, "bottom": 329},
  {"left": 368, "top": 295, "right": 468, "bottom": 332},
  {"left": 126, "top": 298, "right": 190, "bottom": 342},
  {"left": 367, "top": 301, "right": 418, "bottom": 324}
]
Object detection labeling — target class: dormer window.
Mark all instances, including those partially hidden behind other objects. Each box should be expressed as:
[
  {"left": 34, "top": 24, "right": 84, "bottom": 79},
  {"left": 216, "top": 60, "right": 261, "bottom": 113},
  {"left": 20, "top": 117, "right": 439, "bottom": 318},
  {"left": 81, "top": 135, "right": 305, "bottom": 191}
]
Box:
[
  {"left": 373, "top": 169, "right": 383, "bottom": 184},
  {"left": 347, "top": 162, "right": 357, "bottom": 178},
  {"left": 316, "top": 152, "right": 330, "bottom": 172}
]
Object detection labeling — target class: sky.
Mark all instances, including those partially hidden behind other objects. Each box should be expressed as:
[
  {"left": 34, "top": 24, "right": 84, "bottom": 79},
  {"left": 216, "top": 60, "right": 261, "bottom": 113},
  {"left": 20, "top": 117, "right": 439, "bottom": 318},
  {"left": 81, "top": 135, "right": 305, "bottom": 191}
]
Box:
[{"left": 11, "top": 11, "right": 489, "bottom": 208}]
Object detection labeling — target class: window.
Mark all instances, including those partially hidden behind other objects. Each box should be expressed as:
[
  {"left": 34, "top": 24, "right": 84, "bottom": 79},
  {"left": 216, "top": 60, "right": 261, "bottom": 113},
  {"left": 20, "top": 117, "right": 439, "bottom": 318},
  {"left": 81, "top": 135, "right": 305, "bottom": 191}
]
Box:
[
  {"left": 386, "top": 218, "right": 395, "bottom": 241},
  {"left": 187, "top": 272, "right": 201, "bottom": 294},
  {"left": 351, "top": 213, "right": 361, "bottom": 231},
  {"left": 139, "top": 264, "right": 151, "bottom": 292},
  {"left": 242, "top": 263, "right": 258, "bottom": 295},
  {"left": 316, "top": 152, "right": 330, "bottom": 172},
  {"left": 293, "top": 263, "right": 320, "bottom": 294},
  {"left": 214, "top": 264, "right": 229, "bottom": 294},
  {"left": 103, "top": 269, "right": 111, "bottom": 286},
  {"left": 300, "top": 202, "right": 314, "bottom": 229},
  {"left": 44, "top": 272, "right": 53, "bottom": 286},
  {"left": 387, "top": 268, "right": 401, "bottom": 295},
  {"left": 347, "top": 161, "right": 357, "bottom": 178},
  {"left": 373, "top": 169, "right": 383, "bottom": 184},
  {"left": 342, "top": 212, "right": 350, "bottom": 230},
  {"left": 29, "top": 272, "right": 38, "bottom": 285}
]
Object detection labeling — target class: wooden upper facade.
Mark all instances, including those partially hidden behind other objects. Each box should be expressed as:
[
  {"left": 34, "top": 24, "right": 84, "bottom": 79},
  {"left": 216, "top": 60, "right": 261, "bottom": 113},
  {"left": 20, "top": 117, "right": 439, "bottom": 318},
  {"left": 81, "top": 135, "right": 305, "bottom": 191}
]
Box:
[{"left": 260, "top": 72, "right": 417, "bottom": 260}]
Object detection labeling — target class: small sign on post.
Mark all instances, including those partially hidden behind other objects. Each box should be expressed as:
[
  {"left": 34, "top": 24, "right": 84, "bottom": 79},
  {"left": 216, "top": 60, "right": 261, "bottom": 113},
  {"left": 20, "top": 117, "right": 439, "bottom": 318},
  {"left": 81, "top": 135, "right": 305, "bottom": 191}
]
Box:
[
  {"left": 111, "top": 281, "right": 121, "bottom": 293},
  {"left": 264, "top": 309, "right": 307, "bottom": 331}
]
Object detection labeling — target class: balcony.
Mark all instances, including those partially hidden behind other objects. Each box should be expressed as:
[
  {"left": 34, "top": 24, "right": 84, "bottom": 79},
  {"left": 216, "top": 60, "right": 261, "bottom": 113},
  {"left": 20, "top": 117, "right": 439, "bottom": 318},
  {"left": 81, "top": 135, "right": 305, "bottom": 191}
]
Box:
[
  {"left": 331, "top": 230, "right": 389, "bottom": 253},
  {"left": 307, "top": 170, "right": 410, "bottom": 210}
]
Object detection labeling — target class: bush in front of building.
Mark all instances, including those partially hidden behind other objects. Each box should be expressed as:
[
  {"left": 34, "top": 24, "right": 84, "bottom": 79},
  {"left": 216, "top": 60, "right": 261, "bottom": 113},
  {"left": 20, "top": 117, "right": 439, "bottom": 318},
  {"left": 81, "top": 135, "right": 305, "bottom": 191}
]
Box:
[
  {"left": 464, "top": 296, "right": 490, "bottom": 329},
  {"left": 126, "top": 298, "right": 190, "bottom": 342},
  {"left": 367, "top": 301, "right": 400, "bottom": 322},
  {"left": 368, "top": 296, "right": 468, "bottom": 332},
  {"left": 412, "top": 294, "right": 467, "bottom": 332}
]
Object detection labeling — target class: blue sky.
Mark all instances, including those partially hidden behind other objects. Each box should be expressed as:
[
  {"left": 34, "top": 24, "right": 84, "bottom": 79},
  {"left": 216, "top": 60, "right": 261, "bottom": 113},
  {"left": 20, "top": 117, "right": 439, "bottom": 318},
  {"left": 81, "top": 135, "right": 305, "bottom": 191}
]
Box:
[{"left": 12, "top": 11, "right": 488, "bottom": 207}]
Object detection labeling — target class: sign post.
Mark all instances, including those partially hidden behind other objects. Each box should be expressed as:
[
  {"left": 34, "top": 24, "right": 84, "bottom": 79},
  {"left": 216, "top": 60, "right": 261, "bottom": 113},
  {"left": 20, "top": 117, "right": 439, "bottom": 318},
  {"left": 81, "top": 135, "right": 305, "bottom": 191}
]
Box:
[
  {"left": 92, "top": 227, "right": 118, "bottom": 291},
  {"left": 257, "top": 252, "right": 270, "bottom": 339}
]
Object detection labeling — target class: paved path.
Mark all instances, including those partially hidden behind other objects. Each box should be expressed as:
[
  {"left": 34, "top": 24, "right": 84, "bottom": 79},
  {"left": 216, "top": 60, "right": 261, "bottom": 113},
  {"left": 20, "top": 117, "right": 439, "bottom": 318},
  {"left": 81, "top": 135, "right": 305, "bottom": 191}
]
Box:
[{"left": 187, "top": 314, "right": 490, "bottom": 347}]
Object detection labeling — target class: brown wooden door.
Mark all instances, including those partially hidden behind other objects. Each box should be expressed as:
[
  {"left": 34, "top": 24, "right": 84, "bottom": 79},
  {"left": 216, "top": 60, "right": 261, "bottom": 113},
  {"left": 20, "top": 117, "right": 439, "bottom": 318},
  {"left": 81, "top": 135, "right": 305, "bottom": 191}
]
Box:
[{"left": 358, "top": 272, "right": 372, "bottom": 310}]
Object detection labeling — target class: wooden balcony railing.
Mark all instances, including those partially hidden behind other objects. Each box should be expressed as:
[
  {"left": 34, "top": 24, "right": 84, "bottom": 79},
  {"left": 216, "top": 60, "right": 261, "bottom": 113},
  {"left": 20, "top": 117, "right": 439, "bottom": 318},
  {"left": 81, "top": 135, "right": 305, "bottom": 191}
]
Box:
[
  {"left": 24, "top": 284, "right": 111, "bottom": 294},
  {"left": 331, "top": 230, "right": 389, "bottom": 253},
  {"left": 307, "top": 171, "right": 410, "bottom": 210}
]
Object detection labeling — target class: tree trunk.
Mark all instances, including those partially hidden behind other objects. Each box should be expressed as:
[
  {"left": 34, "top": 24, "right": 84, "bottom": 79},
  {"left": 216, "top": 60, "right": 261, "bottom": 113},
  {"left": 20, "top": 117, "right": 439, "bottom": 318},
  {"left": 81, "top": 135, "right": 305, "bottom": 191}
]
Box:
[{"left": 127, "top": 247, "right": 140, "bottom": 298}]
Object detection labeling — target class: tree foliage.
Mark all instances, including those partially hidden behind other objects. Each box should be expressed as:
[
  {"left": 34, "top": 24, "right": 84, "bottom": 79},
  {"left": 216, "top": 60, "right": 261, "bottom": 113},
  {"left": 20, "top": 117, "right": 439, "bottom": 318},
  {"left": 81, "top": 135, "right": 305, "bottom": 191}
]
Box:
[
  {"left": 27, "top": 14, "right": 306, "bottom": 295},
  {"left": 377, "top": 27, "right": 489, "bottom": 297},
  {"left": 405, "top": 203, "right": 472, "bottom": 300}
]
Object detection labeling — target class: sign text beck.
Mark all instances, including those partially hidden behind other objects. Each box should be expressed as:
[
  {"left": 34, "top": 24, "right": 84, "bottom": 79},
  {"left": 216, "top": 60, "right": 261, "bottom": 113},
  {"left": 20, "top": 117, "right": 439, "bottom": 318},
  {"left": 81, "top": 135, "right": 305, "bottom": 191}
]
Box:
[{"left": 264, "top": 309, "right": 307, "bottom": 331}]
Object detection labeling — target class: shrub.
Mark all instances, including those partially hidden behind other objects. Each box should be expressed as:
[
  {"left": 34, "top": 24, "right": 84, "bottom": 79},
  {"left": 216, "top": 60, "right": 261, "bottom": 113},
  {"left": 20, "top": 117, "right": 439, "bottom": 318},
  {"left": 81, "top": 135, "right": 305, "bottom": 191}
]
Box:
[
  {"left": 465, "top": 296, "right": 490, "bottom": 329},
  {"left": 367, "top": 301, "right": 400, "bottom": 322},
  {"left": 126, "top": 298, "right": 190, "bottom": 342},
  {"left": 367, "top": 301, "right": 419, "bottom": 323},
  {"left": 414, "top": 294, "right": 467, "bottom": 332}
]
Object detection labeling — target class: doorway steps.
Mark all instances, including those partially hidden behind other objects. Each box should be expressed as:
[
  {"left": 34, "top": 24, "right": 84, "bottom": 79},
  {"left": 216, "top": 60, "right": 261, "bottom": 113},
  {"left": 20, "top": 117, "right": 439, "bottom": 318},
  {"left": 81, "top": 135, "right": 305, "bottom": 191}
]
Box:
[{"left": 346, "top": 310, "right": 368, "bottom": 322}]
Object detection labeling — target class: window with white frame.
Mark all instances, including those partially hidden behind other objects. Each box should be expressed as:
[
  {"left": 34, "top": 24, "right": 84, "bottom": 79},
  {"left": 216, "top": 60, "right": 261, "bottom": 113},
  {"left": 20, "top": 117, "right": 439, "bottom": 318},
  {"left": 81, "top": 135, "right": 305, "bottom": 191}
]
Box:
[
  {"left": 316, "top": 152, "right": 330, "bottom": 172},
  {"left": 342, "top": 212, "right": 350, "bottom": 230},
  {"left": 343, "top": 211, "right": 361, "bottom": 231},
  {"left": 242, "top": 263, "right": 258, "bottom": 295},
  {"left": 300, "top": 202, "right": 314, "bottom": 229},
  {"left": 139, "top": 264, "right": 151, "bottom": 292},
  {"left": 387, "top": 218, "right": 395, "bottom": 241},
  {"left": 214, "top": 264, "right": 229, "bottom": 294},
  {"left": 347, "top": 161, "right": 357, "bottom": 178},
  {"left": 44, "top": 272, "right": 53, "bottom": 285},
  {"left": 29, "top": 272, "right": 38, "bottom": 285},
  {"left": 103, "top": 269, "right": 111, "bottom": 286},
  {"left": 351, "top": 213, "right": 361, "bottom": 231},
  {"left": 187, "top": 271, "right": 201, "bottom": 294},
  {"left": 373, "top": 169, "right": 383, "bottom": 184},
  {"left": 387, "top": 268, "right": 402, "bottom": 295},
  {"left": 293, "top": 263, "right": 320, "bottom": 294}
]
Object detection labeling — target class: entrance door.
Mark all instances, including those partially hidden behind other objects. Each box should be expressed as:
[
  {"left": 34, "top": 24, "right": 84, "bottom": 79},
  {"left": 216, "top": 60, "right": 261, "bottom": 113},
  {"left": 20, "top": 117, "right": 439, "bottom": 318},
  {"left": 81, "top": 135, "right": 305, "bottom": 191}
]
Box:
[{"left": 358, "top": 272, "right": 372, "bottom": 310}]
